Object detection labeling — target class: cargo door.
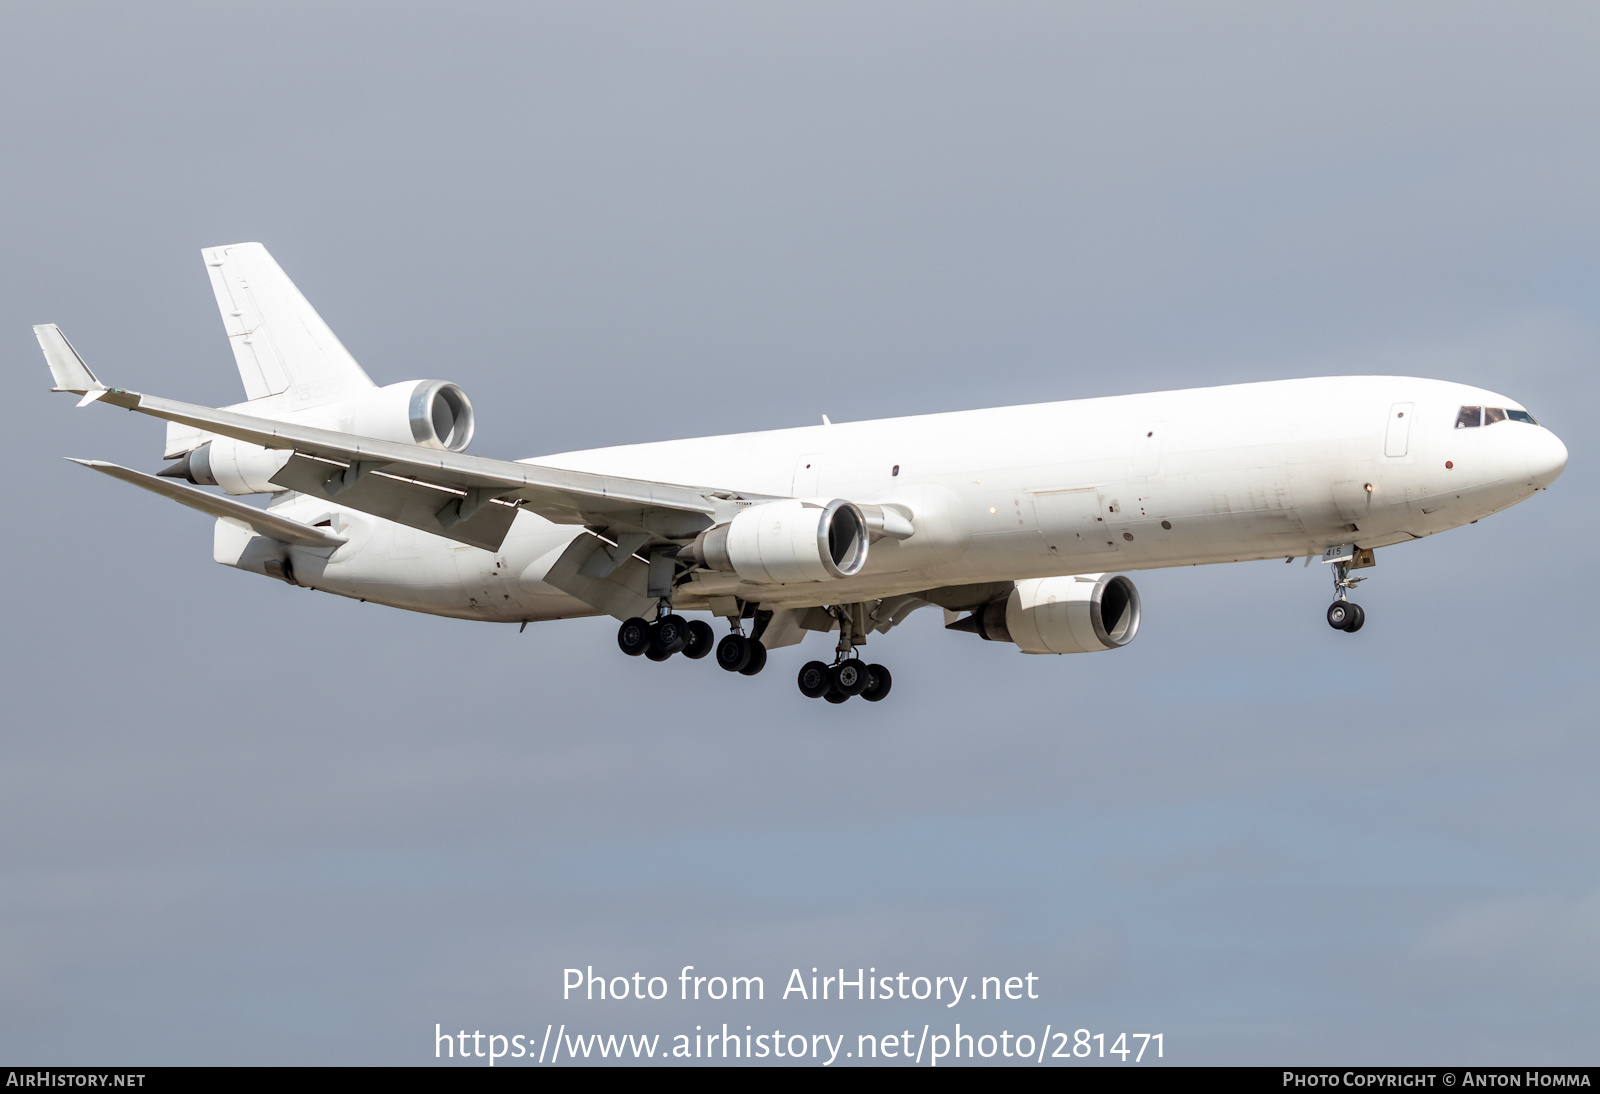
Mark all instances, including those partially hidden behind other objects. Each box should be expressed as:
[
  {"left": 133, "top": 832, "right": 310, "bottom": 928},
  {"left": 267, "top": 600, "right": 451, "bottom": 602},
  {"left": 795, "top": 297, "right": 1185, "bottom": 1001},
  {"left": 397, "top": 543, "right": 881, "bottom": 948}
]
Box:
[
  {"left": 1133, "top": 422, "right": 1164, "bottom": 478},
  {"left": 791, "top": 453, "right": 823, "bottom": 496},
  {"left": 1031, "top": 487, "right": 1121, "bottom": 558}
]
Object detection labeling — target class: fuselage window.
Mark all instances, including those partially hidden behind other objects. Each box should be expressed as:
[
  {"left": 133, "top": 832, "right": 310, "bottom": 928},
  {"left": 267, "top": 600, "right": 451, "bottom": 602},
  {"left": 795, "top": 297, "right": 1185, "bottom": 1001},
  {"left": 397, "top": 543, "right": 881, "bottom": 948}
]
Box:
[
  {"left": 1507, "top": 409, "right": 1539, "bottom": 425},
  {"left": 1456, "top": 406, "right": 1482, "bottom": 429},
  {"left": 1484, "top": 407, "right": 1507, "bottom": 425}
]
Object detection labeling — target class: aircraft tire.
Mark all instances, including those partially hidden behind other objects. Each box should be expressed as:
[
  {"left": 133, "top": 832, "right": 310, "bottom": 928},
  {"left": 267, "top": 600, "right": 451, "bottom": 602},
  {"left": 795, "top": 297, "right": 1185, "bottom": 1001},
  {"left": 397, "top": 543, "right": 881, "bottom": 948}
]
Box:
[
  {"left": 1326, "top": 602, "right": 1354, "bottom": 630},
  {"left": 738, "top": 640, "right": 768, "bottom": 676},
  {"left": 617, "top": 617, "right": 652, "bottom": 656},
  {"left": 716, "top": 634, "right": 751, "bottom": 672},
  {"left": 682, "top": 620, "right": 715, "bottom": 660},
  {"left": 652, "top": 614, "right": 690, "bottom": 655},
  {"left": 798, "top": 660, "right": 832, "bottom": 698},
  {"left": 1343, "top": 603, "right": 1366, "bottom": 633},
  {"left": 831, "top": 658, "right": 869, "bottom": 697},
  {"left": 861, "top": 664, "right": 893, "bottom": 702}
]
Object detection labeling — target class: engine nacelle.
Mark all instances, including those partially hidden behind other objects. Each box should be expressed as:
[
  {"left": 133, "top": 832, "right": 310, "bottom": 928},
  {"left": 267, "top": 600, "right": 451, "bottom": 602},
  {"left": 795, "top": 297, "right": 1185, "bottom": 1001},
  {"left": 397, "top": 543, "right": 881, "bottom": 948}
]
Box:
[
  {"left": 954, "top": 573, "right": 1141, "bottom": 654},
  {"left": 180, "top": 436, "right": 294, "bottom": 495},
  {"left": 311, "top": 379, "right": 475, "bottom": 452},
  {"left": 162, "top": 380, "right": 475, "bottom": 495},
  {"left": 684, "top": 499, "right": 869, "bottom": 584}
]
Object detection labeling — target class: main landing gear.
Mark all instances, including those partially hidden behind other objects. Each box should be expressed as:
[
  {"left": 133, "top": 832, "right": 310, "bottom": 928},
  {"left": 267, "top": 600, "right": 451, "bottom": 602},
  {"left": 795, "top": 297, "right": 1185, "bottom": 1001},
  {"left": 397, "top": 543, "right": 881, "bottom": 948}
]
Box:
[
  {"left": 715, "top": 631, "right": 767, "bottom": 676},
  {"left": 617, "top": 612, "right": 718, "bottom": 661},
  {"left": 796, "top": 602, "right": 892, "bottom": 705},
  {"left": 1325, "top": 557, "right": 1367, "bottom": 634},
  {"left": 798, "top": 657, "right": 892, "bottom": 704},
  {"left": 617, "top": 599, "right": 897, "bottom": 703},
  {"left": 617, "top": 606, "right": 765, "bottom": 674}
]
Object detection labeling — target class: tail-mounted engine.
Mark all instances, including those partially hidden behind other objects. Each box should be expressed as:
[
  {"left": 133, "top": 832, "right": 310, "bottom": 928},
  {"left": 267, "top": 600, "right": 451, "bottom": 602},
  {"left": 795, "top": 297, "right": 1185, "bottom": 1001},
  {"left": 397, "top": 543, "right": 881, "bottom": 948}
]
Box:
[
  {"left": 682, "top": 498, "right": 870, "bottom": 584},
  {"left": 948, "top": 573, "right": 1141, "bottom": 654},
  {"left": 161, "top": 380, "right": 475, "bottom": 495},
  {"left": 336, "top": 379, "right": 474, "bottom": 452}
]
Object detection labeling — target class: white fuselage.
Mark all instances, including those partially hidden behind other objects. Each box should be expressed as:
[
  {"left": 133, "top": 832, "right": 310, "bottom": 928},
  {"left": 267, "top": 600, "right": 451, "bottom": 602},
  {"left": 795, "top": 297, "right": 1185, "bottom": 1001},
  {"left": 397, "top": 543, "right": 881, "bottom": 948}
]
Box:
[{"left": 250, "top": 376, "right": 1567, "bottom": 623}]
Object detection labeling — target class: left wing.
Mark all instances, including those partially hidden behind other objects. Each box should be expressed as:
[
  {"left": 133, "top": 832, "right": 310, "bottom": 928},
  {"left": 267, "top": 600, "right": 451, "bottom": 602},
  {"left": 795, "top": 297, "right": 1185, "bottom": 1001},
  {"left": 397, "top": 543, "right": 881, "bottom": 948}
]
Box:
[{"left": 67, "top": 459, "right": 347, "bottom": 548}]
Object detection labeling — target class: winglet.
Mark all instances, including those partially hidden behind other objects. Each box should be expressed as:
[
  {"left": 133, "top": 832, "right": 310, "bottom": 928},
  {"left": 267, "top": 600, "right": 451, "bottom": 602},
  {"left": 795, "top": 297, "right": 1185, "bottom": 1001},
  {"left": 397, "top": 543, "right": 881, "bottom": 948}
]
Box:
[{"left": 34, "top": 324, "right": 106, "bottom": 397}]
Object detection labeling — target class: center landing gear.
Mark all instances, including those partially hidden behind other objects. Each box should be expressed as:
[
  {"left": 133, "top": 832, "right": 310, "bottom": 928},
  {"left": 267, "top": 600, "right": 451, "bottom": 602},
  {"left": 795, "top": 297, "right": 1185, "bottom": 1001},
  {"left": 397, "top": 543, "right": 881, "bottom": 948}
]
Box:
[
  {"left": 1325, "top": 557, "right": 1367, "bottom": 634},
  {"left": 716, "top": 632, "right": 768, "bottom": 676}
]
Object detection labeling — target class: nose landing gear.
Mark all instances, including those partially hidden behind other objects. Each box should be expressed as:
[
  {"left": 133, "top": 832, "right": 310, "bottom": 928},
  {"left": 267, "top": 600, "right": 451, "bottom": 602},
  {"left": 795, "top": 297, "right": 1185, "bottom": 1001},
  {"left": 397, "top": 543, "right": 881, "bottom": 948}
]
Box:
[{"left": 1325, "top": 553, "right": 1369, "bottom": 633}]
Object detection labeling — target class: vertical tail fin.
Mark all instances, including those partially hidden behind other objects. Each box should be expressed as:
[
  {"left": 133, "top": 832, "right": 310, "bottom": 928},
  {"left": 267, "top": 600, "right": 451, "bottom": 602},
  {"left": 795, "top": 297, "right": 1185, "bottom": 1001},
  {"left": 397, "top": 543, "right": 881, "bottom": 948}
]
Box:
[
  {"left": 201, "top": 242, "right": 374, "bottom": 403},
  {"left": 164, "top": 243, "right": 379, "bottom": 458}
]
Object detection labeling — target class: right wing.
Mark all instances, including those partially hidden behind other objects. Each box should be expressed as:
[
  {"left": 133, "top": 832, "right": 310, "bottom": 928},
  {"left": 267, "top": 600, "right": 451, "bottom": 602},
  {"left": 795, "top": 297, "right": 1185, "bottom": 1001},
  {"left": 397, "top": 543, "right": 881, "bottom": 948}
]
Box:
[{"left": 70, "top": 384, "right": 765, "bottom": 553}]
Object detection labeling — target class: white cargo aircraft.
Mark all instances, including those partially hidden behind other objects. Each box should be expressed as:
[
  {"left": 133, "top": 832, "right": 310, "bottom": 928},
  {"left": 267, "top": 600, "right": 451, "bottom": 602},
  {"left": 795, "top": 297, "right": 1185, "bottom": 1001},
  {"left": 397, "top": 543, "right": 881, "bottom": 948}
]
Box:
[{"left": 39, "top": 243, "right": 1567, "bottom": 704}]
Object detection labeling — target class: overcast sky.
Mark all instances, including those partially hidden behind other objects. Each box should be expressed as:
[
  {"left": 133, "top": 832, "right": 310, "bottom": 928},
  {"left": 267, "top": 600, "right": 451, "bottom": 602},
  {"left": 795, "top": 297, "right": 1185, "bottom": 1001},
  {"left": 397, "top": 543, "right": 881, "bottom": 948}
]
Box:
[{"left": 2, "top": 1, "right": 1596, "bottom": 1065}]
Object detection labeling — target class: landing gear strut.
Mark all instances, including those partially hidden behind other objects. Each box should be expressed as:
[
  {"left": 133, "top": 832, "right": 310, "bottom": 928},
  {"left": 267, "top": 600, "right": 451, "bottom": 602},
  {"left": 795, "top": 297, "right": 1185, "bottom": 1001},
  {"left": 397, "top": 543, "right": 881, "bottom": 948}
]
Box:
[{"left": 1326, "top": 558, "right": 1367, "bottom": 633}]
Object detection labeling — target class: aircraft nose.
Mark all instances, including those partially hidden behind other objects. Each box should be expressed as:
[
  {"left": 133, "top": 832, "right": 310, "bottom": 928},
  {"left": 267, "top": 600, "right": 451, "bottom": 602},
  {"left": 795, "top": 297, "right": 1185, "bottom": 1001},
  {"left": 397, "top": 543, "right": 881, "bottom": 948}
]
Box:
[{"left": 1526, "top": 426, "right": 1568, "bottom": 489}]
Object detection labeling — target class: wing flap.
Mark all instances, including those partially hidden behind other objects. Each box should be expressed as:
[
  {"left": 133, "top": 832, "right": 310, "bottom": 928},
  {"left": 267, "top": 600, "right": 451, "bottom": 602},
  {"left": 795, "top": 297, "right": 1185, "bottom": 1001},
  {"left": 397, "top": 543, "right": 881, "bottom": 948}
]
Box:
[
  {"left": 535, "top": 534, "right": 655, "bottom": 622},
  {"left": 270, "top": 453, "right": 519, "bottom": 552}
]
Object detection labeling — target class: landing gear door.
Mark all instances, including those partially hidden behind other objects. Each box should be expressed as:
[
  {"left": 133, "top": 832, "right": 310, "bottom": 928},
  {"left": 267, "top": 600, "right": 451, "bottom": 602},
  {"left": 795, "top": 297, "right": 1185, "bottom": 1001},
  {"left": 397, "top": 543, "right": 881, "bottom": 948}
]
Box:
[{"left": 1384, "top": 402, "right": 1413, "bottom": 458}]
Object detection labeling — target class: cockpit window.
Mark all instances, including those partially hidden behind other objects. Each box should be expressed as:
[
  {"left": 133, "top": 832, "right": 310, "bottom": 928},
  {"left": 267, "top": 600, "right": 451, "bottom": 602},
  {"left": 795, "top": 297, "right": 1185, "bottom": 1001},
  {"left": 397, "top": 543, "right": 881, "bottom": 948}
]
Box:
[{"left": 1459, "top": 405, "right": 1540, "bottom": 427}]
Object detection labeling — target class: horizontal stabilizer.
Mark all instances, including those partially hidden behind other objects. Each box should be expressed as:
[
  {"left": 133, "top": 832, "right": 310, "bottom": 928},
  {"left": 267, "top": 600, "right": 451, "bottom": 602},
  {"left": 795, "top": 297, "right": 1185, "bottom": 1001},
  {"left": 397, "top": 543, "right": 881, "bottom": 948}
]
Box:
[
  {"left": 67, "top": 459, "right": 347, "bottom": 549},
  {"left": 34, "top": 325, "right": 104, "bottom": 395}
]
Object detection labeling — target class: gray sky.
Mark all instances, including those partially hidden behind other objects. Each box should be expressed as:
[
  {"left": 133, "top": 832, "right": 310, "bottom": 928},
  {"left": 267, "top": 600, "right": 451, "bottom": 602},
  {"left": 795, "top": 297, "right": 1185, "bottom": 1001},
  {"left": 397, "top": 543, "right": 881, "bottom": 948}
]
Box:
[{"left": 2, "top": 1, "right": 1597, "bottom": 1065}]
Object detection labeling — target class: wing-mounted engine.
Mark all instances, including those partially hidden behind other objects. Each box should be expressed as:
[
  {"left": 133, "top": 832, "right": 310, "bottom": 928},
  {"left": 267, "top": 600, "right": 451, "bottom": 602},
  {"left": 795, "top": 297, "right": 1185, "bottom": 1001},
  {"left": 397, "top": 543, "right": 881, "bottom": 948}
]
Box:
[
  {"left": 682, "top": 498, "right": 871, "bottom": 584},
  {"left": 947, "top": 573, "right": 1141, "bottom": 654},
  {"left": 162, "top": 379, "right": 475, "bottom": 495}
]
